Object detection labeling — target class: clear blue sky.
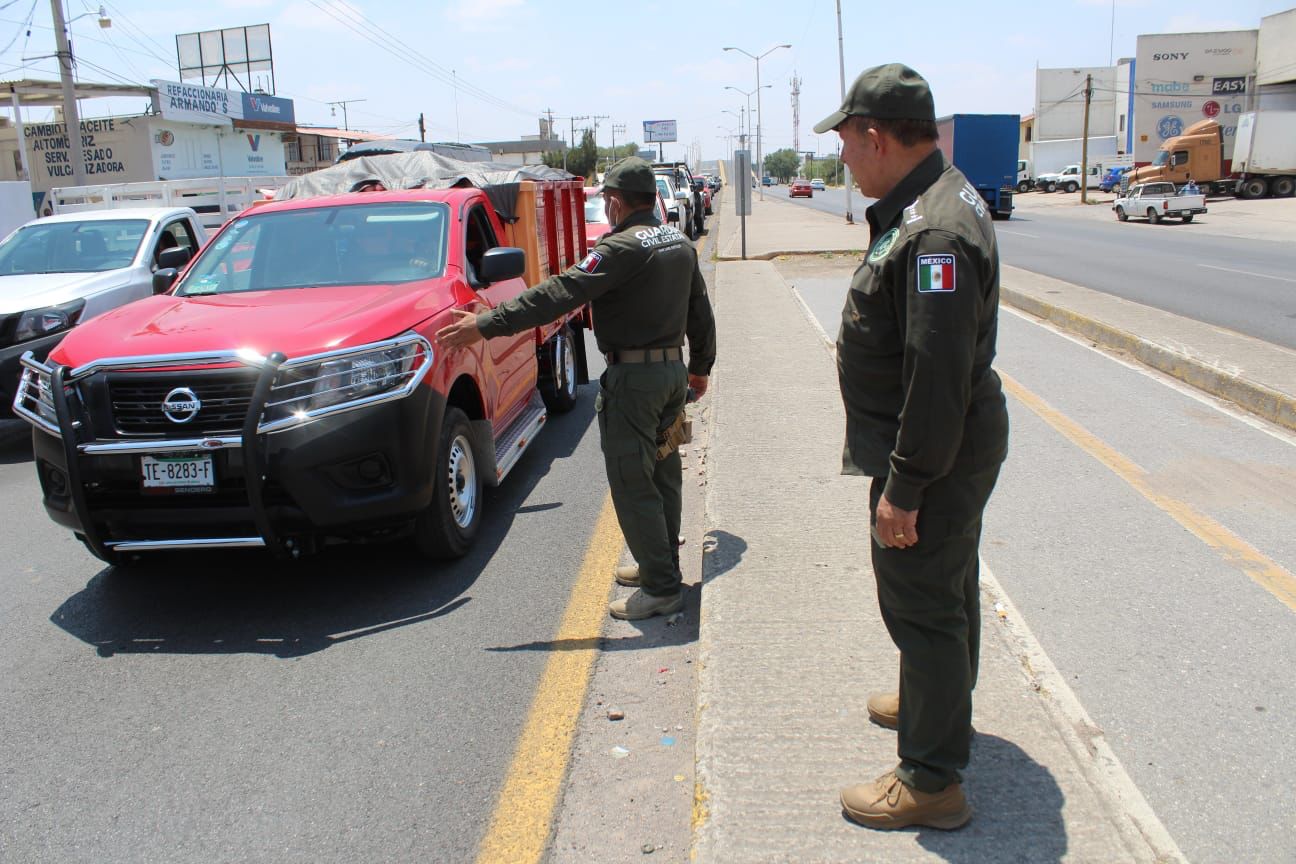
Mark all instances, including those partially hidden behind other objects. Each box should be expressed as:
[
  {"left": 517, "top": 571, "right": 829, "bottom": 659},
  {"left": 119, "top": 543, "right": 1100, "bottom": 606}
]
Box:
[{"left": 2, "top": 0, "right": 1292, "bottom": 161}]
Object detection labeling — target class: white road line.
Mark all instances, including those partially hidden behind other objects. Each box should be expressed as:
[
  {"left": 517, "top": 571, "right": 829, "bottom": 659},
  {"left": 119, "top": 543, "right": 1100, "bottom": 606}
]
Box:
[
  {"left": 978, "top": 561, "right": 1187, "bottom": 864},
  {"left": 995, "top": 229, "right": 1040, "bottom": 238},
  {"left": 1001, "top": 305, "right": 1296, "bottom": 449},
  {"left": 1198, "top": 262, "right": 1296, "bottom": 284}
]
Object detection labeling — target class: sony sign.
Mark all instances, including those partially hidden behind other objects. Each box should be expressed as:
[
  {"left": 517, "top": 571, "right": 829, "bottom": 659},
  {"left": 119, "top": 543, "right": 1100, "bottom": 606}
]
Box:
[{"left": 1153, "top": 52, "right": 1190, "bottom": 61}]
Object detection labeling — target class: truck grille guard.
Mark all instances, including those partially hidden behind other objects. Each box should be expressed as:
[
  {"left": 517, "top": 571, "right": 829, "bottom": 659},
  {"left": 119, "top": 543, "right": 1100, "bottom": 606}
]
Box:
[{"left": 12, "top": 334, "right": 433, "bottom": 559}]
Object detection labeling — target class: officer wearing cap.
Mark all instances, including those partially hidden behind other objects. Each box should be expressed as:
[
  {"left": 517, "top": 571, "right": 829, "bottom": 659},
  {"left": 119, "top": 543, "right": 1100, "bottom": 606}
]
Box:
[
  {"left": 816, "top": 64, "right": 1009, "bottom": 830},
  {"left": 436, "top": 157, "right": 716, "bottom": 621}
]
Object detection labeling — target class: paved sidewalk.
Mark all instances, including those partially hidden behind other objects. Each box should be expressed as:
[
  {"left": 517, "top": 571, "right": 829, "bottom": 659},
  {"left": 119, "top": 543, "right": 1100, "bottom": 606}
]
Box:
[{"left": 694, "top": 193, "right": 1188, "bottom": 862}]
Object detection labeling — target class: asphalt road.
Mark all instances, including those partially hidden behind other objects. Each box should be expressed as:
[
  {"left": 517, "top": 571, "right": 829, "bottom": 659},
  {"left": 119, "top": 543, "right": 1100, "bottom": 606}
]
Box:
[
  {"left": 0, "top": 362, "right": 610, "bottom": 863},
  {"left": 767, "top": 184, "right": 1296, "bottom": 350},
  {"left": 787, "top": 259, "right": 1296, "bottom": 863}
]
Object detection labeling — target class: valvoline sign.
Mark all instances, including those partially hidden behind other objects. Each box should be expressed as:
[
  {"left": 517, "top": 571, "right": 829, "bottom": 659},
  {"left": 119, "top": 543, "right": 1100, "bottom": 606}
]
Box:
[{"left": 241, "top": 92, "right": 295, "bottom": 125}]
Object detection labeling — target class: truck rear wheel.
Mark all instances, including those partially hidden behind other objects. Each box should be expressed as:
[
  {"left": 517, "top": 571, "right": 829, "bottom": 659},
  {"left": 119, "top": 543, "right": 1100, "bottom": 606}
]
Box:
[
  {"left": 415, "top": 407, "right": 482, "bottom": 559},
  {"left": 1181, "top": 213, "right": 1194, "bottom": 223},
  {"left": 539, "top": 324, "right": 579, "bottom": 413},
  {"left": 1239, "top": 178, "right": 1268, "bottom": 199},
  {"left": 1148, "top": 207, "right": 1160, "bottom": 224},
  {"left": 1272, "top": 177, "right": 1295, "bottom": 198}
]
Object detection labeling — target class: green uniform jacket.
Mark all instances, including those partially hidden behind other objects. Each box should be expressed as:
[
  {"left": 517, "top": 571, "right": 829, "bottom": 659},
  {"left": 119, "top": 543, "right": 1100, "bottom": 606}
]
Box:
[
  {"left": 476, "top": 210, "right": 716, "bottom": 377},
  {"left": 837, "top": 150, "right": 1008, "bottom": 510}
]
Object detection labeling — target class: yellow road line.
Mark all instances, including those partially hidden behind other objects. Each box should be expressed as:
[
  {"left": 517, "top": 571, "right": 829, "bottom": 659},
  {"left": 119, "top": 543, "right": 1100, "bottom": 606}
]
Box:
[
  {"left": 473, "top": 495, "right": 622, "bottom": 864},
  {"left": 1001, "top": 372, "right": 1296, "bottom": 613}
]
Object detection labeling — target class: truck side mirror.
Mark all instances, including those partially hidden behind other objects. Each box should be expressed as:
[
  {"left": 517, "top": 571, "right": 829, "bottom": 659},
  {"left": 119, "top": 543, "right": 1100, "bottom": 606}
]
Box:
[
  {"left": 152, "top": 268, "right": 179, "bottom": 294},
  {"left": 478, "top": 246, "right": 525, "bottom": 283},
  {"left": 158, "top": 246, "right": 192, "bottom": 270}
]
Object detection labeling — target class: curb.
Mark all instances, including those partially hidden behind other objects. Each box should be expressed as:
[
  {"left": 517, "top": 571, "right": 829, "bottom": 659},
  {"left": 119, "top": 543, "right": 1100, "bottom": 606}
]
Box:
[
  {"left": 716, "top": 249, "right": 862, "bottom": 262},
  {"left": 1001, "top": 286, "right": 1296, "bottom": 434}
]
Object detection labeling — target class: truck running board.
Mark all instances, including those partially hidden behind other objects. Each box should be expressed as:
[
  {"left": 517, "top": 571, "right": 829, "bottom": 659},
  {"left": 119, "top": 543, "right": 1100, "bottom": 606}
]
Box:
[{"left": 494, "top": 392, "right": 547, "bottom": 484}]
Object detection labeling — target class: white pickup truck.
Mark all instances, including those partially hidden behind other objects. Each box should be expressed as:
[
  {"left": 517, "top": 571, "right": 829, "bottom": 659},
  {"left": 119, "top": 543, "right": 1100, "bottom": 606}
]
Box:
[
  {"left": 1035, "top": 163, "right": 1102, "bottom": 193},
  {"left": 1113, "top": 182, "right": 1207, "bottom": 224},
  {"left": 0, "top": 207, "right": 208, "bottom": 415}
]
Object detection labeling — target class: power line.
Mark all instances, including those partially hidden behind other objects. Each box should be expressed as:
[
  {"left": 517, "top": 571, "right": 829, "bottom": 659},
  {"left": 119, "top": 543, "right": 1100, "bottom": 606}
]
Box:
[{"left": 0, "top": 0, "right": 37, "bottom": 58}]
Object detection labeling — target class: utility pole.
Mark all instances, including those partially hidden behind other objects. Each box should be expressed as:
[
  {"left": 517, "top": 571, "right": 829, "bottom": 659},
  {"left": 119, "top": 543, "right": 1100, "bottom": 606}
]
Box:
[
  {"left": 328, "top": 99, "right": 366, "bottom": 131},
  {"left": 835, "top": 0, "right": 853, "bottom": 223},
  {"left": 543, "top": 107, "right": 556, "bottom": 141},
  {"left": 568, "top": 115, "right": 589, "bottom": 172},
  {"left": 50, "top": 0, "right": 87, "bottom": 186},
  {"left": 790, "top": 73, "right": 802, "bottom": 161},
  {"left": 611, "top": 122, "right": 626, "bottom": 160},
  {"left": 418, "top": 112, "right": 425, "bottom": 142},
  {"left": 1081, "top": 73, "right": 1092, "bottom": 204}
]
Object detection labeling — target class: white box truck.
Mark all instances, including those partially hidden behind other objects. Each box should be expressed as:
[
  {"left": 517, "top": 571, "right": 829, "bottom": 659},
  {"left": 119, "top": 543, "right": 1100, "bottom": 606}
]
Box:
[{"left": 1232, "top": 111, "right": 1296, "bottom": 199}]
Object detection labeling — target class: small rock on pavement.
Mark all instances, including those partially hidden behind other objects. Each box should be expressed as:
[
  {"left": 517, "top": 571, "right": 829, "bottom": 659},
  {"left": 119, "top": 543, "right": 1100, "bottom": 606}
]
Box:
[
  {"left": 607, "top": 708, "right": 625, "bottom": 721},
  {"left": 641, "top": 843, "right": 655, "bottom": 854}
]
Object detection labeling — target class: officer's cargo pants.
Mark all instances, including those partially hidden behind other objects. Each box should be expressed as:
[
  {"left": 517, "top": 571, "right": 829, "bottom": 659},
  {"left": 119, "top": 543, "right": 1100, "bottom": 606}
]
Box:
[
  {"left": 597, "top": 361, "right": 689, "bottom": 597},
  {"left": 869, "top": 459, "right": 1003, "bottom": 793}
]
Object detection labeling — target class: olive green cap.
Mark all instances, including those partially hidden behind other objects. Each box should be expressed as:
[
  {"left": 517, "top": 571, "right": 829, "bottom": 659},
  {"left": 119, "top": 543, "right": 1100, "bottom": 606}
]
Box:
[
  {"left": 602, "top": 157, "right": 658, "bottom": 195},
  {"left": 813, "top": 63, "right": 935, "bottom": 133}
]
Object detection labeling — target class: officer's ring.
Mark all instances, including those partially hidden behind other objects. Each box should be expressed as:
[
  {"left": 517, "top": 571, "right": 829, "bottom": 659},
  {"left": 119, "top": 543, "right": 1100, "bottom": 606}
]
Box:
[{"left": 893, "top": 531, "right": 905, "bottom": 538}]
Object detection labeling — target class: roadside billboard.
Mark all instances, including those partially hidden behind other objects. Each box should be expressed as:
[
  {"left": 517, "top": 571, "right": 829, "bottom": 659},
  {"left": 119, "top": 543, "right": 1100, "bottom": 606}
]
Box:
[
  {"left": 1133, "top": 30, "right": 1258, "bottom": 163},
  {"left": 643, "top": 120, "right": 677, "bottom": 143},
  {"left": 1034, "top": 67, "right": 1117, "bottom": 141},
  {"left": 150, "top": 121, "right": 286, "bottom": 179}
]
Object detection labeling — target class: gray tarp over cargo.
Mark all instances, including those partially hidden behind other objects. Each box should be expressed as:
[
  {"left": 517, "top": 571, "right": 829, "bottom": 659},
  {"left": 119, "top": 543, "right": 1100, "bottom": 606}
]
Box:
[{"left": 273, "top": 152, "right": 577, "bottom": 223}]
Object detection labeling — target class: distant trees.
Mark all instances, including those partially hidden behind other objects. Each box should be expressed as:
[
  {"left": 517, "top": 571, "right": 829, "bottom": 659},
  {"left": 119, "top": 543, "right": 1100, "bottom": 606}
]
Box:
[{"left": 763, "top": 148, "right": 801, "bottom": 183}]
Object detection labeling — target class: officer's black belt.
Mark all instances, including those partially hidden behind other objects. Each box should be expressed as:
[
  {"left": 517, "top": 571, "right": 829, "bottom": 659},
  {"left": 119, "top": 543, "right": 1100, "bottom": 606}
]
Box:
[{"left": 604, "top": 347, "right": 683, "bottom": 365}]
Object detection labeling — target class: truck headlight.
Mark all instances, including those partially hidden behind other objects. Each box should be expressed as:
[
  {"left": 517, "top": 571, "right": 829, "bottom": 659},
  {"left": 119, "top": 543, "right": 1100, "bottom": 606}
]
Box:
[
  {"left": 307, "top": 343, "right": 420, "bottom": 411},
  {"left": 15, "top": 300, "right": 85, "bottom": 343}
]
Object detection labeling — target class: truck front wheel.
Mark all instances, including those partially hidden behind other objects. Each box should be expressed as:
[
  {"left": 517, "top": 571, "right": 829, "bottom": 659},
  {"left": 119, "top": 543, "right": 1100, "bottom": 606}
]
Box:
[
  {"left": 1064, "top": 181, "right": 1078, "bottom": 193},
  {"left": 1045, "top": 181, "right": 1057, "bottom": 193},
  {"left": 1018, "top": 180, "right": 1031, "bottom": 193},
  {"left": 1115, "top": 206, "right": 1128, "bottom": 222},
  {"left": 415, "top": 407, "right": 482, "bottom": 559},
  {"left": 539, "top": 324, "right": 579, "bottom": 413}
]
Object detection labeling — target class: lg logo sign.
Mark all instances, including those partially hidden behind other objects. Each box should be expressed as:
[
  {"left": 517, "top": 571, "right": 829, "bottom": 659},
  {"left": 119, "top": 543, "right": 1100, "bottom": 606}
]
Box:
[{"left": 1153, "top": 52, "right": 1190, "bottom": 61}]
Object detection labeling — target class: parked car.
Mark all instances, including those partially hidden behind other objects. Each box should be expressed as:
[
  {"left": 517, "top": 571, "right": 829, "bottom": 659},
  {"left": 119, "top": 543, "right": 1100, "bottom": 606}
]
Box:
[
  {"left": 653, "top": 162, "right": 705, "bottom": 237},
  {"left": 809, "top": 178, "right": 826, "bottom": 191},
  {"left": 0, "top": 207, "right": 207, "bottom": 417},
  {"left": 789, "top": 179, "right": 813, "bottom": 198},
  {"left": 584, "top": 186, "right": 668, "bottom": 251},
  {"left": 1099, "top": 166, "right": 1129, "bottom": 193},
  {"left": 761, "top": 176, "right": 774, "bottom": 186},
  {"left": 694, "top": 178, "right": 713, "bottom": 215},
  {"left": 653, "top": 173, "right": 696, "bottom": 240},
  {"left": 12, "top": 175, "right": 593, "bottom": 564},
  {"left": 1113, "top": 181, "right": 1207, "bottom": 224}
]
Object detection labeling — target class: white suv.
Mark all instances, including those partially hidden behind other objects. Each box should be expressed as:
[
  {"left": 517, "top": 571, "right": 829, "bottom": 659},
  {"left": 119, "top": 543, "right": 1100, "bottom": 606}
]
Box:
[{"left": 653, "top": 173, "right": 696, "bottom": 240}]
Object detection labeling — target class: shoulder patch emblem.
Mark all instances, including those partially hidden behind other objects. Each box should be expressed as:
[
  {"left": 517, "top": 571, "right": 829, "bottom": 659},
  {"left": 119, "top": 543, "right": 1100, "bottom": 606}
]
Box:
[
  {"left": 576, "top": 251, "right": 604, "bottom": 274},
  {"left": 916, "top": 253, "right": 956, "bottom": 293},
  {"left": 867, "top": 228, "right": 899, "bottom": 263}
]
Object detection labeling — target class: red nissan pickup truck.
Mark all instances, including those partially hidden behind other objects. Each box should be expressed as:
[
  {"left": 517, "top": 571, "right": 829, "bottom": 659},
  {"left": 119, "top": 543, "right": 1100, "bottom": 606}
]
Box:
[{"left": 13, "top": 170, "right": 591, "bottom": 564}]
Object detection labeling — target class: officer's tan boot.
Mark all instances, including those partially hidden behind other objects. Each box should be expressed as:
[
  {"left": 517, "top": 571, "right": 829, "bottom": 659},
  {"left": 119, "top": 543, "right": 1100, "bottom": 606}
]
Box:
[
  {"left": 613, "top": 564, "right": 641, "bottom": 587},
  {"left": 608, "top": 588, "right": 684, "bottom": 621},
  {"left": 840, "top": 770, "right": 971, "bottom": 831},
  {"left": 867, "top": 692, "right": 900, "bottom": 730}
]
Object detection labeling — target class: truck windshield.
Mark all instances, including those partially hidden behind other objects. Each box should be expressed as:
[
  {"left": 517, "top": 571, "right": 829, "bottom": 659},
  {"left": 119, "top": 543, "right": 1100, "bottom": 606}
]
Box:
[
  {"left": 0, "top": 219, "right": 147, "bottom": 275},
  {"left": 1151, "top": 151, "right": 1170, "bottom": 167},
  {"left": 178, "top": 201, "right": 449, "bottom": 295}
]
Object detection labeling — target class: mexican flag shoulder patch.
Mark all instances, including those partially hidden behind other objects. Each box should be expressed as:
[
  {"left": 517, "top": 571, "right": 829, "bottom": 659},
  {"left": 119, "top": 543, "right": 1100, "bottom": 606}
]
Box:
[
  {"left": 916, "top": 253, "right": 955, "bottom": 293},
  {"left": 576, "top": 251, "right": 604, "bottom": 274}
]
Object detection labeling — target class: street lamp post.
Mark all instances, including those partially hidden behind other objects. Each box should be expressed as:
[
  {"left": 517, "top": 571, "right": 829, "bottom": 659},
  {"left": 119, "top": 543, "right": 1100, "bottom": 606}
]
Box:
[
  {"left": 725, "top": 86, "right": 767, "bottom": 187},
  {"left": 724, "top": 43, "right": 790, "bottom": 201},
  {"left": 834, "top": 0, "right": 853, "bottom": 223}
]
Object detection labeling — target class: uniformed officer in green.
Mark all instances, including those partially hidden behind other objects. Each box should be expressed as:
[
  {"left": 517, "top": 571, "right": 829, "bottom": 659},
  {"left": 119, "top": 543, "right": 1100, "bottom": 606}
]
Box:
[
  {"left": 436, "top": 157, "right": 716, "bottom": 621},
  {"left": 817, "top": 64, "right": 1009, "bottom": 830}
]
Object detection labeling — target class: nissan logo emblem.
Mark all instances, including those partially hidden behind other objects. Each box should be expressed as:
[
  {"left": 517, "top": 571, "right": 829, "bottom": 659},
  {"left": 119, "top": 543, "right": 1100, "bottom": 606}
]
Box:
[{"left": 162, "top": 387, "right": 202, "bottom": 424}]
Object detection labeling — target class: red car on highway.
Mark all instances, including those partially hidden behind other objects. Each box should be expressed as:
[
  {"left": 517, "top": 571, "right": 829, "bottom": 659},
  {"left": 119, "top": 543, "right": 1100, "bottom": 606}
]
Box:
[{"left": 789, "top": 179, "right": 813, "bottom": 198}]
